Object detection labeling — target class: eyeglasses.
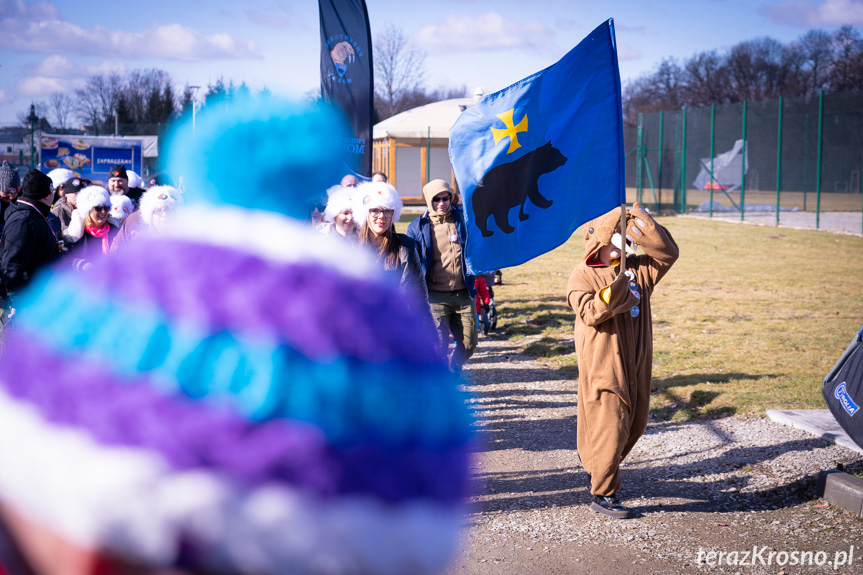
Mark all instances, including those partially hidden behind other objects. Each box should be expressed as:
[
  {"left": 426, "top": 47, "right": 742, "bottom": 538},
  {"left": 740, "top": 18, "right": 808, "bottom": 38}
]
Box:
[
  {"left": 432, "top": 195, "right": 451, "bottom": 204},
  {"left": 93, "top": 205, "right": 110, "bottom": 213},
  {"left": 369, "top": 208, "right": 394, "bottom": 218}
]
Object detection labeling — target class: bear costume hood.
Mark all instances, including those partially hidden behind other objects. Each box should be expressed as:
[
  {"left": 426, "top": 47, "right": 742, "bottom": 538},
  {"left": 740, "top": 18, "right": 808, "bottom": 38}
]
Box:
[{"left": 582, "top": 204, "right": 639, "bottom": 264}]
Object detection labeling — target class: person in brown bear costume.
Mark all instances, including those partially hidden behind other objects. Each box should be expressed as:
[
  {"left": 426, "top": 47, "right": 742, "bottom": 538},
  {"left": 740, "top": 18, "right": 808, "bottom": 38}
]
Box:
[{"left": 566, "top": 202, "right": 679, "bottom": 518}]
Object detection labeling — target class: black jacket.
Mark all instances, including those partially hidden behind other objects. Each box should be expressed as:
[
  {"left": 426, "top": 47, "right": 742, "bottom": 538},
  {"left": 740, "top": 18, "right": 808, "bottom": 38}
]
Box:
[{"left": 0, "top": 200, "right": 59, "bottom": 303}]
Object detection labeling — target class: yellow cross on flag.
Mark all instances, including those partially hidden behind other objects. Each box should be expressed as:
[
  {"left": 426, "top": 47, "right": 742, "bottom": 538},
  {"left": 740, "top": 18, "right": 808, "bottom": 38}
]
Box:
[{"left": 491, "top": 109, "right": 528, "bottom": 153}]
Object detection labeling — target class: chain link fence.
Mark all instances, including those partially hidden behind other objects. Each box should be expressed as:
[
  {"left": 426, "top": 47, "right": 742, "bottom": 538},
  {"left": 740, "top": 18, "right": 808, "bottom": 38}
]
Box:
[{"left": 624, "top": 91, "right": 863, "bottom": 235}]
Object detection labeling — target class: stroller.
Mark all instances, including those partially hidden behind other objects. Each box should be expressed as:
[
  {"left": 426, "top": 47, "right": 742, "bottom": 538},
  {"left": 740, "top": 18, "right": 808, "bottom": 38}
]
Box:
[{"left": 475, "top": 274, "right": 498, "bottom": 335}]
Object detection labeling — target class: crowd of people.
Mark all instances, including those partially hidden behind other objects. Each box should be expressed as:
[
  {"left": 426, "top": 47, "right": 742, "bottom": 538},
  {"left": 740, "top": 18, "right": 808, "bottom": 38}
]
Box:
[
  {"left": 0, "top": 161, "right": 182, "bottom": 323},
  {"left": 0, "top": 160, "right": 479, "bottom": 373},
  {"left": 316, "top": 172, "right": 478, "bottom": 373}
]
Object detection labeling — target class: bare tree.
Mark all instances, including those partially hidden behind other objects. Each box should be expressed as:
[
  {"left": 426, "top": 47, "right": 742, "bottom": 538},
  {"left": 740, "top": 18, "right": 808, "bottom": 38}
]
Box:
[
  {"left": 725, "top": 38, "right": 786, "bottom": 101},
  {"left": 799, "top": 29, "right": 833, "bottom": 94},
  {"left": 681, "top": 51, "right": 732, "bottom": 107},
  {"left": 829, "top": 25, "right": 863, "bottom": 92},
  {"left": 73, "top": 72, "right": 123, "bottom": 130},
  {"left": 374, "top": 22, "right": 426, "bottom": 119},
  {"left": 48, "top": 92, "right": 74, "bottom": 131}
]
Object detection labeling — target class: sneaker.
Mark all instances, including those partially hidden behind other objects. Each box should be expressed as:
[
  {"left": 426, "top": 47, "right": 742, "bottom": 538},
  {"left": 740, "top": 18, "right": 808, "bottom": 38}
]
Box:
[{"left": 590, "top": 495, "right": 631, "bottom": 519}]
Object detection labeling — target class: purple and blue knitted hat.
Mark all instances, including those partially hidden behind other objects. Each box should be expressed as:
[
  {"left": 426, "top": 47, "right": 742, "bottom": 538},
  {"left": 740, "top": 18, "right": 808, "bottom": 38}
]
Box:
[{"left": 0, "top": 99, "right": 472, "bottom": 574}]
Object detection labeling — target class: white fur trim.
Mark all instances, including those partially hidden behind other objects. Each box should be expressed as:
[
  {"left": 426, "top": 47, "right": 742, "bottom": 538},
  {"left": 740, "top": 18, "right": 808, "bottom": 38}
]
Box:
[
  {"left": 0, "top": 388, "right": 461, "bottom": 574},
  {"left": 354, "top": 182, "right": 403, "bottom": 227},
  {"left": 161, "top": 205, "right": 380, "bottom": 281},
  {"left": 63, "top": 209, "right": 85, "bottom": 243}
]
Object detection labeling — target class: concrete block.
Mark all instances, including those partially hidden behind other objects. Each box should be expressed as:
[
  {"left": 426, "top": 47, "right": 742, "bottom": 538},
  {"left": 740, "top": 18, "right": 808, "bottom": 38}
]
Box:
[{"left": 817, "top": 470, "right": 863, "bottom": 517}]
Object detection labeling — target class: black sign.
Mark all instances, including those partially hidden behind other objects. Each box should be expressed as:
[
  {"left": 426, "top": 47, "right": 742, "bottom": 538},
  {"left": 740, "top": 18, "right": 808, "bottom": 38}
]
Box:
[{"left": 319, "top": 0, "right": 373, "bottom": 177}]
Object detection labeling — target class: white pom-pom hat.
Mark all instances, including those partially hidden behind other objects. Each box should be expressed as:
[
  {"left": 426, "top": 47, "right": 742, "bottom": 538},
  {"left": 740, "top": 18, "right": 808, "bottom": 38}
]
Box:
[{"left": 354, "top": 182, "right": 402, "bottom": 227}]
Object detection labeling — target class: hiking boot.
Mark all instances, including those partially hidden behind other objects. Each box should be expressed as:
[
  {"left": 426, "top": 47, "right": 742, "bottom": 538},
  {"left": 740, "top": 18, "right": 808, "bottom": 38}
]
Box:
[{"left": 590, "top": 494, "right": 631, "bottom": 519}]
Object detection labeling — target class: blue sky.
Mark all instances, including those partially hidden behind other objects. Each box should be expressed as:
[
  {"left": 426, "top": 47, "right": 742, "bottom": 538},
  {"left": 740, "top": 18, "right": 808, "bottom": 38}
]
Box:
[{"left": 1, "top": 0, "right": 862, "bottom": 125}]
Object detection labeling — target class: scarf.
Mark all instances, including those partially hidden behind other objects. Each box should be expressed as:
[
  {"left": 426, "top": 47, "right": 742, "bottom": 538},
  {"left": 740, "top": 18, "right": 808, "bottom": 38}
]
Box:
[{"left": 85, "top": 224, "right": 111, "bottom": 255}]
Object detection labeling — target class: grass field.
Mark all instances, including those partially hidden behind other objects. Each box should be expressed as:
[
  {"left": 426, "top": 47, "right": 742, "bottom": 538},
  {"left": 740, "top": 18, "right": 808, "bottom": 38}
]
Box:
[{"left": 398, "top": 215, "right": 863, "bottom": 422}]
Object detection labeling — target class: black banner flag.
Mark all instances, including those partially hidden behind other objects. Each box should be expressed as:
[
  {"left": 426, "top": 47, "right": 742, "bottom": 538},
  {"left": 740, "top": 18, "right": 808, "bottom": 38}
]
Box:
[{"left": 319, "top": 0, "right": 373, "bottom": 177}]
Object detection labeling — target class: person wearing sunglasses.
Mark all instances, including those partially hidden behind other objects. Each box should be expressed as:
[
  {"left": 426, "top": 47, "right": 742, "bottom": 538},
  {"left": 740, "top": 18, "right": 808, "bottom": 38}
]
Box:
[
  {"left": 406, "top": 180, "right": 477, "bottom": 375},
  {"left": 355, "top": 182, "right": 426, "bottom": 305},
  {"left": 62, "top": 186, "right": 120, "bottom": 272}
]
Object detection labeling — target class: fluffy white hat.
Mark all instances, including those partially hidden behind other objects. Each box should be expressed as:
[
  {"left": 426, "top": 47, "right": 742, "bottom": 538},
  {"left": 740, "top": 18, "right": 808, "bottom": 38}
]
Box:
[
  {"left": 354, "top": 182, "right": 402, "bottom": 227},
  {"left": 126, "top": 170, "right": 142, "bottom": 188},
  {"left": 323, "top": 186, "right": 358, "bottom": 222},
  {"left": 63, "top": 186, "right": 114, "bottom": 243},
  {"left": 75, "top": 185, "right": 111, "bottom": 216},
  {"left": 109, "top": 194, "right": 134, "bottom": 222},
  {"left": 47, "top": 168, "right": 75, "bottom": 190},
  {"left": 140, "top": 185, "right": 183, "bottom": 226}
]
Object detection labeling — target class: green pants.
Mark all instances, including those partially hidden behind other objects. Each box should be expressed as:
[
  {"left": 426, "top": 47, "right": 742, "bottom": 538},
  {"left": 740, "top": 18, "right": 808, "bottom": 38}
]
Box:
[{"left": 428, "top": 289, "right": 478, "bottom": 371}]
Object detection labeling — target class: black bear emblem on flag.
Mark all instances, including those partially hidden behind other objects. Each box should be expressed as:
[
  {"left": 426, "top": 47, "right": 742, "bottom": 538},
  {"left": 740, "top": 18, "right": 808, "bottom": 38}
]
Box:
[{"left": 471, "top": 141, "right": 568, "bottom": 237}]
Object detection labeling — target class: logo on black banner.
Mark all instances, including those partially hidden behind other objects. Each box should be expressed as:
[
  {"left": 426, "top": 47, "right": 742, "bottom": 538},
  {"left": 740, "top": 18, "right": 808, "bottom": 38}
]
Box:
[{"left": 325, "top": 33, "right": 364, "bottom": 85}]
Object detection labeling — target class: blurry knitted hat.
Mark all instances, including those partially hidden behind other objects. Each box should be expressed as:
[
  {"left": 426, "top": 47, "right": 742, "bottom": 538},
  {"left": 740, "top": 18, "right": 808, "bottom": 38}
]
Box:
[
  {"left": 354, "top": 181, "right": 403, "bottom": 227},
  {"left": 47, "top": 168, "right": 75, "bottom": 190},
  {"left": 323, "top": 185, "right": 356, "bottom": 222},
  {"left": 139, "top": 185, "right": 182, "bottom": 226},
  {"left": 108, "top": 165, "right": 128, "bottom": 180},
  {"left": 109, "top": 194, "right": 134, "bottom": 222},
  {"left": 166, "top": 97, "right": 347, "bottom": 220},
  {"left": 19, "top": 169, "right": 53, "bottom": 201},
  {"left": 126, "top": 170, "right": 142, "bottom": 188},
  {"left": 0, "top": 161, "right": 20, "bottom": 192},
  {"left": 0, "top": 97, "right": 471, "bottom": 575}
]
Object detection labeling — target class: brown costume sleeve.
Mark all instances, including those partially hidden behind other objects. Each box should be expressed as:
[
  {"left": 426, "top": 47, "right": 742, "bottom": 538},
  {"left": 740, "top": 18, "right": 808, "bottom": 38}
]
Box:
[
  {"left": 567, "top": 268, "right": 639, "bottom": 327},
  {"left": 624, "top": 203, "right": 679, "bottom": 290}
]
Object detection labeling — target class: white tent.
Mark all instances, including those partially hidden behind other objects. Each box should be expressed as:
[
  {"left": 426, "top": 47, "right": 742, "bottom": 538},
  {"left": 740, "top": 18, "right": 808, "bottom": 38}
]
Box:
[{"left": 373, "top": 97, "right": 476, "bottom": 199}]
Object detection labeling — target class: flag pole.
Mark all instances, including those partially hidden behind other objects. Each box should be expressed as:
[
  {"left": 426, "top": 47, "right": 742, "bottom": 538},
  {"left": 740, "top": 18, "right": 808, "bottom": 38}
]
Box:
[{"left": 619, "top": 203, "right": 627, "bottom": 273}]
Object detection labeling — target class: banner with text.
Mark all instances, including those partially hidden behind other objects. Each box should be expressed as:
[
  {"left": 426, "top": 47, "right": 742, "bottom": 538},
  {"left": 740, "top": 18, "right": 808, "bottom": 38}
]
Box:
[
  {"left": 40, "top": 135, "right": 142, "bottom": 183},
  {"left": 319, "top": 0, "right": 373, "bottom": 177}
]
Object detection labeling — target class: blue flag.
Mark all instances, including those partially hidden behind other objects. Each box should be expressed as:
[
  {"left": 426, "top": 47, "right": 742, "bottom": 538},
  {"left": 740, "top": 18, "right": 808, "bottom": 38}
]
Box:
[{"left": 449, "top": 19, "right": 625, "bottom": 275}]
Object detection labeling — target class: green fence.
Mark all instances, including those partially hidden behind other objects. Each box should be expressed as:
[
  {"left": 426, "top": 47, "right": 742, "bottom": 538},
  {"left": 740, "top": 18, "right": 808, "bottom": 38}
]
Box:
[{"left": 624, "top": 91, "right": 863, "bottom": 235}]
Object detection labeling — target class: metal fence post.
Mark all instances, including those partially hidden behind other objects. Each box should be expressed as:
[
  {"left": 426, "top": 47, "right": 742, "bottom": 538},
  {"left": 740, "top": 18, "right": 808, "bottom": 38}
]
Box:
[
  {"left": 709, "top": 104, "right": 715, "bottom": 218},
  {"left": 657, "top": 110, "right": 664, "bottom": 209},
  {"left": 740, "top": 100, "right": 747, "bottom": 221},
  {"left": 775, "top": 96, "right": 783, "bottom": 226},
  {"left": 679, "top": 107, "right": 687, "bottom": 214},
  {"left": 816, "top": 92, "right": 824, "bottom": 230},
  {"left": 636, "top": 113, "right": 644, "bottom": 204}
]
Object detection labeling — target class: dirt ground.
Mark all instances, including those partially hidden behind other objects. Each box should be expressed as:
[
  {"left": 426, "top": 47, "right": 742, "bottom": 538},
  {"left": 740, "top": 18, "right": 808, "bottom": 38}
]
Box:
[{"left": 444, "top": 335, "right": 863, "bottom": 575}]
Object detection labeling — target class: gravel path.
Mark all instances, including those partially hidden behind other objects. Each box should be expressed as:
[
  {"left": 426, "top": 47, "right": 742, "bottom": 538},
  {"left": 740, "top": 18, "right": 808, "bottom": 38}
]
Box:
[{"left": 445, "top": 334, "right": 863, "bottom": 575}]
